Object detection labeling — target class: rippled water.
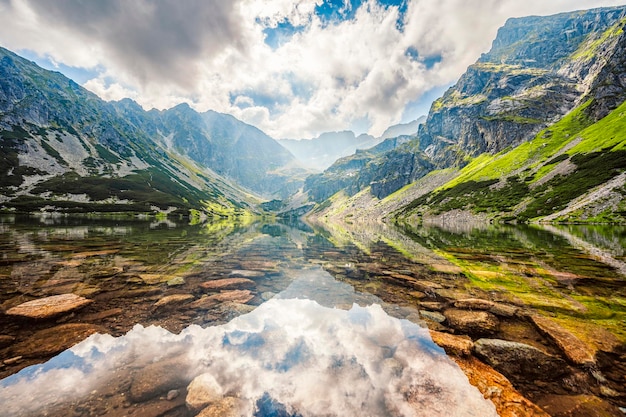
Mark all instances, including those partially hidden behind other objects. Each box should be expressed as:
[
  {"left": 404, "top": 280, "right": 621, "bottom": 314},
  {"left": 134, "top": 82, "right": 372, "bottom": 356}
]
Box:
[{"left": 0, "top": 215, "right": 624, "bottom": 416}]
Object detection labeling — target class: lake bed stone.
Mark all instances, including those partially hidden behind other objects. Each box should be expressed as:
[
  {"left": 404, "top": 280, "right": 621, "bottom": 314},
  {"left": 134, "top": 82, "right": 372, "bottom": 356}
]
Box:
[
  {"left": 11, "top": 323, "right": 105, "bottom": 358},
  {"left": 199, "top": 278, "right": 255, "bottom": 291},
  {"left": 429, "top": 330, "right": 473, "bottom": 356},
  {"left": 5, "top": 294, "right": 93, "bottom": 319},
  {"left": 129, "top": 358, "right": 190, "bottom": 402},
  {"left": 529, "top": 315, "right": 596, "bottom": 366},
  {"left": 154, "top": 294, "right": 195, "bottom": 309},
  {"left": 197, "top": 397, "right": 244, "bottom": 417},
  {"left": 444, "top": 308, "right": 499, "bottom": 336},
  {"left": 186, "top": 373, "right": 223, "bottom": 412}
]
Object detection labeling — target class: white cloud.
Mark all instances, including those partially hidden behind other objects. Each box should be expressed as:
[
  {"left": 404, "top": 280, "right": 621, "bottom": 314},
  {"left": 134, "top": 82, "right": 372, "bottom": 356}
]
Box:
[
  {"left": 0, "top": 0, "right": 625, "bottom": 138},
  {"left": 83, "top": 77, "right": 138, "bottom": 102}
]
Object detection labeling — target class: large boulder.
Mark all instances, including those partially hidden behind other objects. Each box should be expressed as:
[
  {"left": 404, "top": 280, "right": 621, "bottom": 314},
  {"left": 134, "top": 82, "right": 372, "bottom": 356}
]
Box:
[{"left": 473, "top": 338, "right": 568, "bottom": 382}]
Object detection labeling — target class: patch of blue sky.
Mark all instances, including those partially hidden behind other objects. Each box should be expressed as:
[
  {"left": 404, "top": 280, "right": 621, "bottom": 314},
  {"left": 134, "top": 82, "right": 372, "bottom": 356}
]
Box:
[
  {"left": 405, "top": 46, "right": 443, "bottom": 69},
  {"left": 262, "top": 20, "right": 306, "bottom": 49},
  {"left": 315, "top": 0, "right": 408, "bottom": 29},
  {"left": 231, "top": 73, "right": 314, "bottom": 111},
  {"left": 400, "top": 83, "right": 452, "bottom": 123},
  {"left": 16, "top": 49, "right": 102, "bottom": 84},
  {"left": 230, "top": 90, "right": 291, "bottom": 112}
]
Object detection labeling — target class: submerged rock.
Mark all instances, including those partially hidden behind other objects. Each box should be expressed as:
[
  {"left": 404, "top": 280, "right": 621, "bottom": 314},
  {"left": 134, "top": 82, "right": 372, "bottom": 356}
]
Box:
[
  {"left": 11, "top": 323, "right": 105, "bottom": 358},
  {"left": 536, "top": 394, "right": 623, "bottom": 417},
  {"left": 443, "top": 309, "right": 499, "bottom": 336},
  {"left": 0, "top": 335, "right": 16, "bottom": 348},
  {"left": 473, "top": 338, "right": 568, "bottom": 382},
  {"left": 429, "top": 330, "right": 473, "bottom": 356},
  {"left": 454, "top": 298, "right": 519, "bottom": 317},
  {"left": 154, "top": 294, "right": 195, "bottom": 310},
  {"left": 420, "top": 310, "right": 446, "bottom": 323},
  {"left": 197, "top": 397, "right": 244, "bottom": 417},
  {"left": 529, "top": 315, "right": 596, "bottom": 366},
  {"left": 206, "top": 290, "right": 254, "bottom": 304},
  {"left": 167, "top": 277, "right": 186, "bottom": 287},
  {"left": 185, "top": 373, "right": 223, "bottom": 412},
  {"left": 5, "top": 294, "right": 93, "bottom": 319},
  {"left": 199, "top": 278, "right": 255, "bottom": 291},
  {"left": 454, "top": 356, "right": 550, "bottom": 417},
  {"left": 229, "top": 270, "right": 264, "bottom": 278},
  {"left": 129, "top": 358, "right": 191, "bottom": 402}
]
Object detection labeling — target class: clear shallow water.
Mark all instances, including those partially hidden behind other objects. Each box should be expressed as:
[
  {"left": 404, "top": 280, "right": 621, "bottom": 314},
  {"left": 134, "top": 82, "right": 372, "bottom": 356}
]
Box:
[
  {"left": 0, "top": 269, "right": 496, "bottom": 417},
  {"left": 0, "top": 215, "right": 625, "bottom": 415}
]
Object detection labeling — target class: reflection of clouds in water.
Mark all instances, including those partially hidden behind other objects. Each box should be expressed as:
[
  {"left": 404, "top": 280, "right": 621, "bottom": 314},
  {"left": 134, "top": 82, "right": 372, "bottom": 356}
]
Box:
[
  {"left": 0, "top": 299, "right": 496, "bottom": 416},
  {"left": 0, "top": 268, "right": 496, "bottom": 416}
]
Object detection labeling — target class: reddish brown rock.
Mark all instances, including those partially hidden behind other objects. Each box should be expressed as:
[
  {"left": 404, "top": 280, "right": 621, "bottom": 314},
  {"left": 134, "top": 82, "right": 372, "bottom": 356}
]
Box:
[
  {"left": 11, "top": 323, "right": 105, "bottom": 358},
  {"left": 199, "top": 278, "right": 255, "bottom": 291},
  {"left": 454, "top": 356, "right": 549, "bottom": 417},
  {"left": 454, "top": 298, "right": 519, "bottom": 317},
  {"left": 535, "top": 394, "right": 623, "bottom": 417},
  {"left": 129, "top": 358, "right": 191, "bottom": 403},
  {"left": 529, "top": 315, "right": 595, "bottom": 366},
  {"left": 197, "top": 397, "right": 244, "bottom": 417},
  {"left": 189, "top": 296, "right": 219, "bottom": 310},
  {"left": 5, "top": 294, "right": 93, "bottom": 319},
  {"left": 207, "top": 290, "right": 254, "bottom": 304},
  {"left": 154, "top": 294, "right": 195, "bottom": 309},
  {"left": 443, "top": 308, "right": 499, "bottom": 336},
  {"left": 429, "top": 330, "right": 473, "bottom": 356}
]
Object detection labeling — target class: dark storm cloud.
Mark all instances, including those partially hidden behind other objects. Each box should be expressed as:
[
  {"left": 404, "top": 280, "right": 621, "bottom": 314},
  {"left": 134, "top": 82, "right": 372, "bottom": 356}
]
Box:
[{"left": 20, "top": 0, "right": 244, "bottom": 88}]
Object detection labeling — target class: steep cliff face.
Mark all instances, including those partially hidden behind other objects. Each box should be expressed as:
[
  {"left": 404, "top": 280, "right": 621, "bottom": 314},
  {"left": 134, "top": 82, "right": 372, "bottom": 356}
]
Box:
[
  {"left": 0, "top": 46, "right": 304, "bottom": 214},
  {"left": 420, "top": 6, "right": 626, "bottom": 165},
  {"left": 304, "top": 6, "right": 626, "bottom": 203}
]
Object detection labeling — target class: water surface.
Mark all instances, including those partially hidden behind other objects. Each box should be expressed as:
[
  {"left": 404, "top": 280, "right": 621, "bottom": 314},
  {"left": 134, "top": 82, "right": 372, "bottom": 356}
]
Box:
[{"left": 0, "top": 215, "right": 624, "bottom": 415}]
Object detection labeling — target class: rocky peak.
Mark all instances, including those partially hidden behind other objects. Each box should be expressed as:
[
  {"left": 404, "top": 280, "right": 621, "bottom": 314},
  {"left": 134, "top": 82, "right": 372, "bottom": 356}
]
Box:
[{"left": 484, "top": 7, "right": 626, "bottom": 69}]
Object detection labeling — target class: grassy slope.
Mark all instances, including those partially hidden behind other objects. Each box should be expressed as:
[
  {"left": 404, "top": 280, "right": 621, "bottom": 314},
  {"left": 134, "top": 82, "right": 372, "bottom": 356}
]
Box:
[{"left": 397, "top": 99, "right": 626, "bottom": 223}]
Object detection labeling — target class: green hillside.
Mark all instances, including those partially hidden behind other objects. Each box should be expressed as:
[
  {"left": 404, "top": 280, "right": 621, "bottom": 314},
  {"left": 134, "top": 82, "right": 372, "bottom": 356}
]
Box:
[{"left": 396, "top": 98, "right": 626, "bottom": 223}]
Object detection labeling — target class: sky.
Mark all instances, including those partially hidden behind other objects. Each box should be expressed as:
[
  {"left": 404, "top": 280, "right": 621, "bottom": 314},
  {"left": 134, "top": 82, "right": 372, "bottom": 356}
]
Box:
[{"left": 0, "top": 0, "right": 625, "bottom": 139}]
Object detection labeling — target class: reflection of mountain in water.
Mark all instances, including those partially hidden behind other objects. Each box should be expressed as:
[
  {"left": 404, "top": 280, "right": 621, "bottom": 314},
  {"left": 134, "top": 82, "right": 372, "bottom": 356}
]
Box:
[{"left": 0, "top": 267, "right": 496, "bottom": 417}]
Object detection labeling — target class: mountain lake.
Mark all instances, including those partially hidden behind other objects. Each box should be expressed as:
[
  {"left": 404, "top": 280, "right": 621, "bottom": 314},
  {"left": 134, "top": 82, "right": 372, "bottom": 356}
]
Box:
[{"left": 0, "top": 215, "right": 624, "bottom": 416}]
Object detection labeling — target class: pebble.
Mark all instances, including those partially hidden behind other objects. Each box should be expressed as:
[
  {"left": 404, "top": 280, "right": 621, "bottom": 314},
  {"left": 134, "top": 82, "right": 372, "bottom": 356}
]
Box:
[{"left": 166, "top": 389, "right": 180, "bottom": 401}]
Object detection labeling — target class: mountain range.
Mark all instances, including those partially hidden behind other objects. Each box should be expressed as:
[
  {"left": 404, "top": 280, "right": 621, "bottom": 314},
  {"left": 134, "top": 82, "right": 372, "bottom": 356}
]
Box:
[
  {"left": 1, "top": 5, "right": 626, "bottom": 225},
  {"left": 305, "top": 5, "right": 626, "bottom": 225},
  {"left": 278, "top": 117, "right": 424, "bottom": 171},
  {"left": 0, "top": 46, "right": 308, "bottom": 216}
]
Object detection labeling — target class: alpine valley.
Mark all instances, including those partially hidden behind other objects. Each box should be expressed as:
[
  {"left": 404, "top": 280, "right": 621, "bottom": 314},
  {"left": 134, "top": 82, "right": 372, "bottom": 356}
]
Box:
[
  {"left": 2, "top": 5, "right": 626, "bottom": 417},
  {"left": 2, "top": 6, "right": 626, "bottom": 224}
]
